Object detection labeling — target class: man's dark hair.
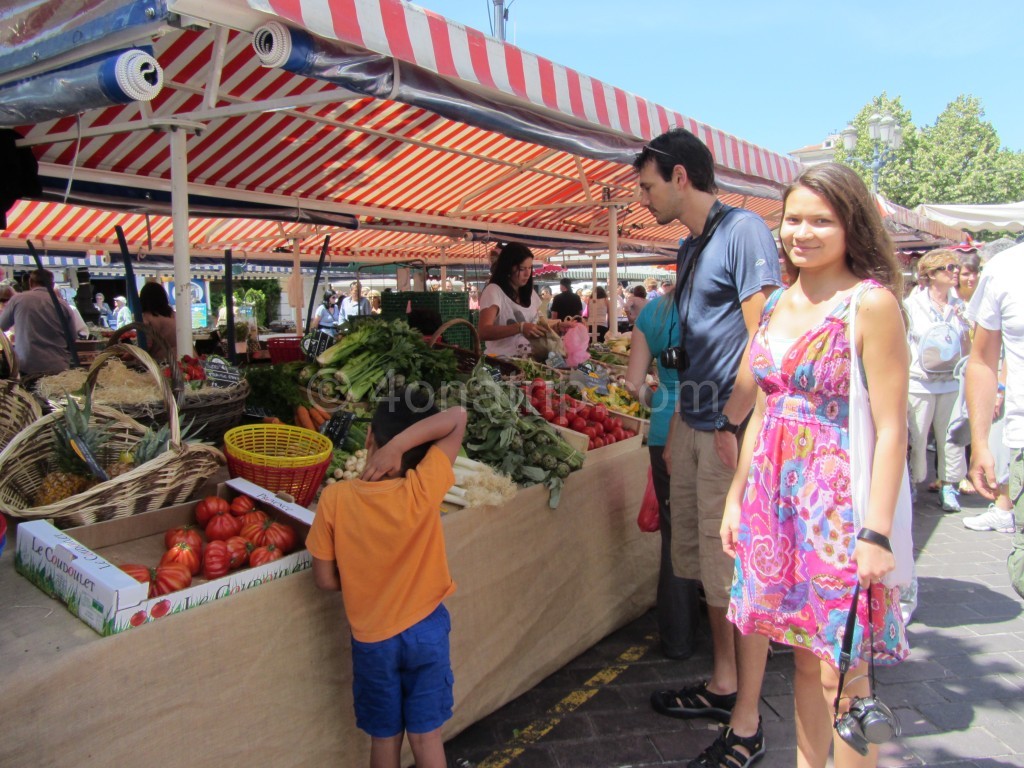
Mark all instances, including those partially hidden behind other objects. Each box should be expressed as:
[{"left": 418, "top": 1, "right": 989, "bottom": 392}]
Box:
[
  {"left": 370, "top": 386, "right": 439, "bottom": 475},
  {"left": 28, "top": 268, "right": 54, "bottom": 287},
  {"left": 559, "top": 277, "right": 572, "bottom": 290},
  {"left": 632, "top": 128, "right": 717, "bottom": 193}
]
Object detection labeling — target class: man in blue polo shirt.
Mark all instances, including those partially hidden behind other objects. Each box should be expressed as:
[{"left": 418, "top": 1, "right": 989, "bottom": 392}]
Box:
[{"left": 635, "top": 128, "right": 781, "bottom": 768}]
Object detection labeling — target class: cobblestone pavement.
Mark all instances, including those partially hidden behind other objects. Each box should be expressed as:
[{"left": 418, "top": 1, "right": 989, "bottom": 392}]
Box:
[{"left": 446, "top": 484, "right": 1024, "bottom": 767}]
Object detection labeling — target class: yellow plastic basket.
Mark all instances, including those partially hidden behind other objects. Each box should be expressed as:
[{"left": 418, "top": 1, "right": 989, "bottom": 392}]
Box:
[{"left": 223, "top": 424, "right": 333, "bottom": 506}]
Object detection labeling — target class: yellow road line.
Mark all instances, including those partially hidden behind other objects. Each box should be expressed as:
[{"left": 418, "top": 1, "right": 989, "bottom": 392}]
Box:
[{"left": 474, "top": 635, "right": 655, "bottom": 768}]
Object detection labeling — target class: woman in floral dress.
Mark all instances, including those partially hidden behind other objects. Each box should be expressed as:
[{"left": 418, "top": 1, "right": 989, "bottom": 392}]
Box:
[{"left": 722, "top": 163, "right": 909, "bottom": 768}]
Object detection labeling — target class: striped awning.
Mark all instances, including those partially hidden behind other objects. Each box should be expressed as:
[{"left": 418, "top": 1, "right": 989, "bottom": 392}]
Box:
[{"left": 2, "top": 0, "right": 811, "bottom": 264}]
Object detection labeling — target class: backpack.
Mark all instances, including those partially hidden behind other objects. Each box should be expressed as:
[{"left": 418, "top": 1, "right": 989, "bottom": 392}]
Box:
[{"left": 916, "top": 302, "right": 969, "bottom": 376}]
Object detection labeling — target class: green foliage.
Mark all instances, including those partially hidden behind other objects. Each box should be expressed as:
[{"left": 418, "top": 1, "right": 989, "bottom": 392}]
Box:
[
  {"left": 209, "top": 279, "right": 282, "bottom": 326},
  {"left": 835, "top": 92, "right": 1024, "bottom": 208}
]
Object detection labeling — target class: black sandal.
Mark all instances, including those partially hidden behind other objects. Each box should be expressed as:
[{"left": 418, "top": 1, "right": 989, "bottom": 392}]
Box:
[
  {"left": 687, "top": 720, "right": 765, "bottom": 768},
  {"left": 650, "top": 681, "right": 737, "bottom": 723}
]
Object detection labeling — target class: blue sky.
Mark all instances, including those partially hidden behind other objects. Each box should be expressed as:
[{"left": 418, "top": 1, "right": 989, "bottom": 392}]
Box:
[{"left": 416, "top": 0, "right": 1024, "bottom": 156}]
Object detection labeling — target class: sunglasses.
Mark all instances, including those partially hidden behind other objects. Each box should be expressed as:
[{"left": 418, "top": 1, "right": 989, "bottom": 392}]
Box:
[
  {"left": 930, "top": 263, "right": 959, "bottom": 274},
  {"left": 642, "top": 144, "right": 682, "bottom": 164}
]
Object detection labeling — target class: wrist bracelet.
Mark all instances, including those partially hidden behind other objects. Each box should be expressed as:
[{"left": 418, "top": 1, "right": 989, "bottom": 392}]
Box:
[
  {"left": 519, "top": 322, "right": 524, "bottom": 335},
  {"left": 857, "top": 528, "right": 892, "bottom": 552}
]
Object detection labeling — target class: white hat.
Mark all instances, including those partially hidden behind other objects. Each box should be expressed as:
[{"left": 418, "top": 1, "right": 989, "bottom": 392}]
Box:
[{"left": 113, "top": 295, "right": 127, "bottom": 303}]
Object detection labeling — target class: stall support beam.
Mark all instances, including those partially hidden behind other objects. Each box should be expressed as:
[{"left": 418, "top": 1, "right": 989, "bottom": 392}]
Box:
[
  {"left": 169, "top": 127, "right": 194, "bottom": 357},
  {"left": 607, "top": 205, "right": 619, "bottom": 339}
]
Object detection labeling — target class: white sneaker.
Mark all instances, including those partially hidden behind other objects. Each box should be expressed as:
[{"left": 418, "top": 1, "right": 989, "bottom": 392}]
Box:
[
  {"left": 940, "top": 484, "right": 961, "bottom": 513},
  {"left": 963, "top": 505, "right": 1015, "bottom": 534}
]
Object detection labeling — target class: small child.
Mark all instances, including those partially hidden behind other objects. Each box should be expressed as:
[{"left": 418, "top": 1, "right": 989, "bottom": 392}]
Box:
[{"left": 308, "top": 390, "right": 467, "bottom": 768}]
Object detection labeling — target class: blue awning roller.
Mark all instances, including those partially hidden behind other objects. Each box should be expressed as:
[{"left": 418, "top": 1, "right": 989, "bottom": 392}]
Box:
[{"left": 0, "top": 47, "right": 163, "bottom": 127}]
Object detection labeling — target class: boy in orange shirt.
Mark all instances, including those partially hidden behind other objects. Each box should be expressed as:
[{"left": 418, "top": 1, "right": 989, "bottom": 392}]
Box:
[{"left": 308, "top": 390, "right": 467, "bottom": 768}]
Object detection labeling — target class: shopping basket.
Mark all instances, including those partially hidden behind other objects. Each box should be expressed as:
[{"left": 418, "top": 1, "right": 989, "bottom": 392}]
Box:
[{"left": 224, "top": 424, "right": 333, "bottom": 507}]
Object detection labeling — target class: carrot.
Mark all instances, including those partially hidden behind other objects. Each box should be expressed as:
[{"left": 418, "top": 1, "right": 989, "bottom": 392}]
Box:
[
  {"left": 262, "top": 416, "right": 283, "bottom": 425},
  {"left": 294, "top": 405, "right": 316, "bottom": 431},
  {"left": 307, "top": 407, "right": 326, "bottom": 428},
  {"left": 310, "top": 403, "right": 330, "bottom": 423}
]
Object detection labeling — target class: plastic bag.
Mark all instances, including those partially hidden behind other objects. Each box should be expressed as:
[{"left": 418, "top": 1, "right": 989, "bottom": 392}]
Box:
[
  {"left": 562, "top": 322, "right": 591, "bottom": 367},
  {"left": 637, "top": 467, "right": 660, "bottom": 532}
]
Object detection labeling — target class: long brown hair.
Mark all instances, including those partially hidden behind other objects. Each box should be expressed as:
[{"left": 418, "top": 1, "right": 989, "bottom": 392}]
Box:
[{"left": 781, "top": 163, "right": 904, "bottom": 297}]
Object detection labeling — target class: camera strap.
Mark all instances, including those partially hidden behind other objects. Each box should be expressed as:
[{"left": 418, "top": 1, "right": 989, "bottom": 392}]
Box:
[
  {"left": 833, "top": 582, "right": 877, "bottom": 720},
  {"left": 676, "top": 202, "right": 736, "bottom": 354}
]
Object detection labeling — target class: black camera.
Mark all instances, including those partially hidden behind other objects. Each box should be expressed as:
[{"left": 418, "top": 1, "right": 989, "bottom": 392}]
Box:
[
  {"left": 832, "top": 583, "right": 901, "bottom": 755},
  {"left": 834, "top": 695, "right": 901, "bottom": 755},
  {"left": 659, "top": 346, "right": 689, "bottom": 372}
]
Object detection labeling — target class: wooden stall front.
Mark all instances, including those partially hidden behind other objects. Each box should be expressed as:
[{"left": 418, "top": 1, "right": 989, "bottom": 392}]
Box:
[{"left": 0, "top": 447, "right": 655, "bottom": 767}]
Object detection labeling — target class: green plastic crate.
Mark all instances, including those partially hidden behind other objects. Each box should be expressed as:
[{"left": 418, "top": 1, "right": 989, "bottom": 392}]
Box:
[{"left": 380, "top": 292, "right": 473, "bottom": 349}]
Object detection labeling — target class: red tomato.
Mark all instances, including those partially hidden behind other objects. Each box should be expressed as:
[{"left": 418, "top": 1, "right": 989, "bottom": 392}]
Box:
[
  {"left": 237, "top": 510, "right": 270, "bottom": 529},
  {"left": 605, "top": 434, "right": 617, "bottom": 444},
  {"left": 612, "top": 428, "right": 626, "bottom": 442},
  {"left": 241, "top": 519, "right": 297, "bottom": 553},
  {"left": 194, "top": 496, "right": 230, "bottom": 527},
  {"left": 553, "top": 415, "right": 569, "bottom": 428},
  {"left": 570, "top": 416, "right": 587, "bottom": 432},
  {"left": 250, "top": 544, "right": 285, "bottom": 568},
  {"left": 591, "top": 404, "right": 608, "bottom": 423},
  {"left": 531, "top": 397, "right": 544, "bottom": 411},
  {"left": 581, "top": 405, "right": 593, "bottom": 420},
  {"left": 542, "top": 409, "right": 556, "bottom": 422},
  {"left": 225, "top": 536, "right": 253, "bottom": 570},
  {"left": 151, "top": 563, "right": 192, "bottom": 597},
  {"left": 583, "top": 426, "right": 597, "bottom": 439},
  {"left": 592, "top": 437, "right": 605, "bottom": 449},
  {"left": 588, "top": 438, "right": 596, "bottom": 450},
  {"left": 624, "top": 429, "right": 636, "bottom": 438},
  {"left": 531, "top": 378, "right": 546, "bottom": 389},
  {"left": 164, "top": 524, "right": 203, "bottom": 553},
  {"left": 591, "top": 421, "right": 605, "bottom": 437},
  {"left": 229, "top": 494, "right": 256, "bottom": 517},
  {"left": 160, "top": 541, "right": 202, "bottom": 576},
  {"left": 205, "top": 511, "right": 242, "bottom": 542},
  {"left": 607, "top": 417, "right": 622, "bottom": 431},
  {"left": 121, "top": 564, "right": 152, "bottom": 587},
  {"left": 202, "top": 540, "right": 233, "bottom": 580}
]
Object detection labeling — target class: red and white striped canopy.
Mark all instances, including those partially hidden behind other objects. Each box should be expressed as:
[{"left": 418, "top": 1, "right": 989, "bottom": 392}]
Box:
[{"left": 4, "top": 0, "right": 809, "bottom": 264}]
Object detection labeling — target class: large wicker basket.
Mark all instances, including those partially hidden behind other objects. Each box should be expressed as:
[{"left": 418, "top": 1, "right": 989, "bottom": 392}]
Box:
[
  {"left": 0, "top": 344, "right": 225, "bottom": 528},
  {"left": 426, "top": 318, "right": 519, "bottom": 377},
  {"left": 103, "top": 324, "right": 249, "bottom": 444},
  {"left": 0, "top": 331, "right": 43, "bottom": 454}
]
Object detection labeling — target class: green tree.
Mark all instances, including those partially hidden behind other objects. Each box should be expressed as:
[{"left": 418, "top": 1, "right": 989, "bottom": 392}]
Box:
[
  {"left": 913, "top": 94, "right": 1023, "bottom": 206},
  {"left": 835, "top": 93, "right": 1024, "bottom": 208},
  {"left": 832, "top": 92, "right": 918, "bottom": 204}
]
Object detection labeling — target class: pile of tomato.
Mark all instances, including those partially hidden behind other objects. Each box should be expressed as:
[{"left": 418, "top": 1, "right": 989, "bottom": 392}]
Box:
[
  {"left": 522, "top": 379, "right": 637, "bottom": 451},
  {"left": 119, "top": 493, "right": 299, "bottom": 616}
]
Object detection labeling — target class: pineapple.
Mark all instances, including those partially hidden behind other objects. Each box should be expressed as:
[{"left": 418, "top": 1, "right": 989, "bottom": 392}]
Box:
[
  {"left": 34, "top": 396, "right": 108, "bottom": 506},
  {"left": 106, "top": 423, "right": 171, "bottom": 478}
]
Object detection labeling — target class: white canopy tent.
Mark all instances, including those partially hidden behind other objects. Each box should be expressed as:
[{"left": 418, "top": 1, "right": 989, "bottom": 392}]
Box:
[{"left": 915, "top": 201, "right": 1024, "bottom": 234}]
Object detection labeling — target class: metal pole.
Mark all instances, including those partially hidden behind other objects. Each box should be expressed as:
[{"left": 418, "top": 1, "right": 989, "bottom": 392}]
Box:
[
  {"left": 492, "top": 0, "right": 506, "bottom": 40},
  {"left": 608, "top": 205, "right": 619, "bottom": 339},
  {"left": 169, "top": 127, "right": 194, "bottom": 357},
  {"left": 291, "top": 237, "right": 303, "bottom": 332}
]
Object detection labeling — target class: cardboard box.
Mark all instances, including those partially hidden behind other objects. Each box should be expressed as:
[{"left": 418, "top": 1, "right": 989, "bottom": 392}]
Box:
[{"left": 14, "top": 478, "right": 313, "bottom": 637}]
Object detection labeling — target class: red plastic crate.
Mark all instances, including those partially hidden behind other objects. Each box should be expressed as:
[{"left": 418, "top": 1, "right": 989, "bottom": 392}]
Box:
[{"left": 267, "top": 336, "right": 304, "bottom": 364}]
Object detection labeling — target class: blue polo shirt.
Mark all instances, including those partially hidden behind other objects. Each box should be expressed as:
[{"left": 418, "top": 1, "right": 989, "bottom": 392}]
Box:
[{"left": 675, "top": 206, "right": 780, "bottom": 430}]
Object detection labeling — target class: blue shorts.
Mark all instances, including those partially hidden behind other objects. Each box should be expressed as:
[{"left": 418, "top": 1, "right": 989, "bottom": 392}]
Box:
[{"left": 350, "top": 603, "right": 454, "bottom": 738}]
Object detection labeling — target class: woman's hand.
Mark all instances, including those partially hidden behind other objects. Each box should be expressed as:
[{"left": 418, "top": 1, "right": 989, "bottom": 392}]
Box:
[
  {"left": 520, "top": 321, "right": 544, "bottom": 339},
  {"left": 720, "top": 497, "right": 742, "bottom": 558},
  {"left": 852, "top": 539, "right": 895, "bottom": 588}
]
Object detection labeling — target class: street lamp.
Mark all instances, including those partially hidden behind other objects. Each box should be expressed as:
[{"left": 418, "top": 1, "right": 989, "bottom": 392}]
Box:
[{"left": 841, "top": 112, "right": 903, "bottom": 194}]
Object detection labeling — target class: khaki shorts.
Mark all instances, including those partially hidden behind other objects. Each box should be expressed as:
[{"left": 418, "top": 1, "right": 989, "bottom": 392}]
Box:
[{"left": 668, "top": 419, "right": 735, "bottom": 608}]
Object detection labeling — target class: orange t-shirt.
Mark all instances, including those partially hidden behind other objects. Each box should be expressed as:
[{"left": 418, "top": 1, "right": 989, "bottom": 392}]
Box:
[{"left": 306, "top": 445, "right": 456, "bottom": 643}]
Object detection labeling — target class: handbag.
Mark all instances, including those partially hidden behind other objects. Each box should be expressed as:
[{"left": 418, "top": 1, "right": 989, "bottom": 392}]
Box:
[
  {"left": 637, "top": 467, "right": 660, "bottom": 532},
  {"left": 848, "top": 284, "right": 914, "bottom": 589}
]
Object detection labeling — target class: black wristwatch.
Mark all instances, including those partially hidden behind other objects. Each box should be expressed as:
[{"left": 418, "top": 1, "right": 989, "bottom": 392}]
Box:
[{"left": 713, "top": 413, "right": 739, "bottom": 434}]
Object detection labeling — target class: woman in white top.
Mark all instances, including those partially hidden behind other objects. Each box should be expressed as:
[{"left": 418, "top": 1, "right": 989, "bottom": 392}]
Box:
[
  {"left": 477, "top": 243, "right": 544, "bottom": 357},
  {"left": 905, "top": 249, "right": 972, "bottom": 512},
  {"left": 588, "top": 286, "right": 611, "bottom": 342},
  {"left": 312, "top": 291, "right": 342, "bottom": 337}
]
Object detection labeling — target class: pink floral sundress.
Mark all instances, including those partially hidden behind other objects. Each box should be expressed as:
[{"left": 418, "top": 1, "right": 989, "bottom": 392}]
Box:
[{"left": 727, "top": 283, "right": 908, "bottom": 666}]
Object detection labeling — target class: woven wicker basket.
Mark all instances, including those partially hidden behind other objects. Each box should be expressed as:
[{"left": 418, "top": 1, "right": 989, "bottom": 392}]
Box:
[
  {"left": 0, "top": 344, "right": 225, "bottom": 528},
  {"left": 427, "top": 318, "right": 519, "bottom": 377},
  {"left": 0, "top": 331, "right": 43, "bottom": 454},
  {"left": 102, "top": 324, "right": 249, "bottom": 443}
]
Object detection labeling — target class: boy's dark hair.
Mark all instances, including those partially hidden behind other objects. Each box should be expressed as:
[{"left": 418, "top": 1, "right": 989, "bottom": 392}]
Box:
[{"left": 370, "top": 386, "right": 439, "bottom": 475}]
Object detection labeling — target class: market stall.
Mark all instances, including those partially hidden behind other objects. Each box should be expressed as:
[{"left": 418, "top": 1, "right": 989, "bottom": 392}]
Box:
[{"left": 0, "top": 446, "right": 655, "bottom": 767}]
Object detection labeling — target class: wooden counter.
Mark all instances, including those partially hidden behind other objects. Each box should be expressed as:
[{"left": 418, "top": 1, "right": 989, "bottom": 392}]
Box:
[{"left": 0, "top": 446, "right": 656, "bottom": 767}]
